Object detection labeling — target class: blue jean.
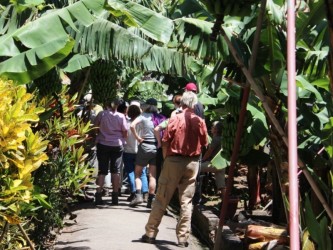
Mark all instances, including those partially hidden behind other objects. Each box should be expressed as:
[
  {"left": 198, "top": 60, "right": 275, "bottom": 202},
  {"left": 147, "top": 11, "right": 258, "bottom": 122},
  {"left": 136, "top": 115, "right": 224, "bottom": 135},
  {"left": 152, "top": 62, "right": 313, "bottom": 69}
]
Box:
[{"left": 123, "top": 152, "right": 148, "bottom": 193}]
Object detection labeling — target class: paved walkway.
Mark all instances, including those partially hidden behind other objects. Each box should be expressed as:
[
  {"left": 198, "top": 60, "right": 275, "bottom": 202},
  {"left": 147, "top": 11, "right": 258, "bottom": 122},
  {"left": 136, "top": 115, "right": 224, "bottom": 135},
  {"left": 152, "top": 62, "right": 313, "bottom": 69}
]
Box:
[{"left": 54, "top": 194, "right": 209, "bottom": 250}]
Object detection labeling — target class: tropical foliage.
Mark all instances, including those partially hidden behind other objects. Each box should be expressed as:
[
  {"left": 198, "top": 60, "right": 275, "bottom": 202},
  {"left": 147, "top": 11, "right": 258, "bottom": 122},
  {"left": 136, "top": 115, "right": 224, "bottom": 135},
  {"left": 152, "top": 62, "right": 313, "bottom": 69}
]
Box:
[
  {"left": 0, "top": 0, "right": 332, "bottom": 249},
  {"left": 29, "top": 87, "right": 95, "bottom": 247},
  {"left": 0, "top": 78, "right": 48, "bottom": 249}
]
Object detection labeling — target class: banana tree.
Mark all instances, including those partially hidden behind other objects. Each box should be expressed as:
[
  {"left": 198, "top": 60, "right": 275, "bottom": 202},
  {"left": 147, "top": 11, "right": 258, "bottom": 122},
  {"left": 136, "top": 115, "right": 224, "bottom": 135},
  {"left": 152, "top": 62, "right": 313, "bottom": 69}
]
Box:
[
  {"left": 196, "top": 0, "right": 333, "bottom": 248},
  {"left": 0, "top": 0, "right": 180, "bottom": 82},
  {"left": 1, "top": 0, "right": 332, "bottom": 247}
]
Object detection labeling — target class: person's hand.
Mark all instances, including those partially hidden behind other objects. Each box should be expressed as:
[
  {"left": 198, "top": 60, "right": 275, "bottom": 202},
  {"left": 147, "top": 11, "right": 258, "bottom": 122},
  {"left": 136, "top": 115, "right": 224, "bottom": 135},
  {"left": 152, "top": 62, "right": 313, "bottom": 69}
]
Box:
[{"left": 137, "top": 137, "right": 144, "bottom": 143}]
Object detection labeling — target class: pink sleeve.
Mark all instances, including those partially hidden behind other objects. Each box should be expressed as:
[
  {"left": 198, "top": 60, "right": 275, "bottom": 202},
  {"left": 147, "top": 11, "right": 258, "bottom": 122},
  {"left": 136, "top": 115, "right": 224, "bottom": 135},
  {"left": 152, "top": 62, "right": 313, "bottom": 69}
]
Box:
[
  {"left": 121, "top": 115, "right": 129, "bottom": 131},
  {"left": 94, "top": 111, "right": 103, "bottom": 127}
]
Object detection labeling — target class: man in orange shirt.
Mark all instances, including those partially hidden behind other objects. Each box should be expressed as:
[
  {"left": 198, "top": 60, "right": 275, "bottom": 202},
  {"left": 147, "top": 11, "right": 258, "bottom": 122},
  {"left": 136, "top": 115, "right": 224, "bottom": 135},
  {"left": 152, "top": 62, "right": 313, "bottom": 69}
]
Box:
[{"left": 141, "top": 91, "right": 208, "bottom": 247}]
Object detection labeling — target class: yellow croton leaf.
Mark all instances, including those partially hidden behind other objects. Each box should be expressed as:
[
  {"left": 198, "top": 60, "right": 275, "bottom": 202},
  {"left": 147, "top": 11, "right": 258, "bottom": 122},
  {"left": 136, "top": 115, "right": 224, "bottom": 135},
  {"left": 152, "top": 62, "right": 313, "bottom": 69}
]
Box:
[
  {"left": 25, "top": 130, "right": 47, "bottom": 151},
  {"left": 0, "top": 151, "right": 7, "bottom": 162},
  {"left": 10, "top": 102, "right": 24, "bottom": 119},
  {"left": 31, "top": 154, "right": 49, "bottom": 167},
  {"left": 19, "top": 92, "right": 33, "bottom": 103},
  {"left": 8, "top": 157, "right": 25, "bottom": 169},
  {"left": 30, "top": 106, "right": 45, "bottom": 115},
  {"left": 13, "top": 123, "right": 30, "bottom": 135},
  {"left": 1, "top": 125, "right": 10, "bottom": 137},
  {"left": 12, "top": 179, "right": 23, "bottom": 188},
  {"left": 0, "top": 192, "right": 15, "bottom": 201},
  {"left": 18, "top": 159, "right": 33, "bottom": 178},
  {"left": 16, "top": 114, "right": 40, "bottom": 123},
  {"left": 3, "top": 139, "right": 19, "bottom": 150},
  {"left": 1, "top": 213, "right": 21, "bottom": 225},
  {"left": 21, "top": 190, "right": 31, "bottom": 203},
  {"left": 16, "top": 86, "right": 27, "bottom": 99},
  {"left": 4, "top": 161, "right": 10, "bottom": 169},
  {"left": 19, "top": 156, "right": 47, "bottom": 179},
  {"left": 8, "top": 203, "right": 19, "bottom": 213},
  {"left": 21, "top": 177, "right": 33, "bottom": 190}
]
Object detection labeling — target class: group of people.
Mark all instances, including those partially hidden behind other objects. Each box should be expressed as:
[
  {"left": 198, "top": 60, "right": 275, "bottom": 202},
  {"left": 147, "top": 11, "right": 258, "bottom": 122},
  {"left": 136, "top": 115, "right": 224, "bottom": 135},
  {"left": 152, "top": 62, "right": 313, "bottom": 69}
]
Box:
[{"left": 91, "top": 82, "right": 225, "bottom": 247}]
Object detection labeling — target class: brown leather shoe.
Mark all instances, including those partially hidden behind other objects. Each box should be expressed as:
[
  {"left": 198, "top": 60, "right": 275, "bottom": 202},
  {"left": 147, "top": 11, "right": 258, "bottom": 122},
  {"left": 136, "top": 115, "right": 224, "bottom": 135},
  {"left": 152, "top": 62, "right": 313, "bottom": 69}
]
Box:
[{"left": 141, "top": 234, "right": 155, "bottom": 244}]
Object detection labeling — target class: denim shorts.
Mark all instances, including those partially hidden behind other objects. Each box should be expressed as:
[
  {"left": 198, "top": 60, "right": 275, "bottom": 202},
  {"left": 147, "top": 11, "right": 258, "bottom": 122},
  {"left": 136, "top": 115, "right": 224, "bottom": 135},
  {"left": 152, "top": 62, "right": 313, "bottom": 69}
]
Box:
[{"left": 96, "top": 143, "right": 123, "bottom": 175}]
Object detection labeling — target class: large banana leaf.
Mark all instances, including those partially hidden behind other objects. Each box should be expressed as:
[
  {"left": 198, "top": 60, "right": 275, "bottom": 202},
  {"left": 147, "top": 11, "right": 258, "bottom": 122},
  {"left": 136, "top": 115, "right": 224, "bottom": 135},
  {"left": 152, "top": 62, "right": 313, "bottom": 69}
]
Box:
[
  {"left": 296, "top": 0, "right": 325, "bottom": 42},
  {"left": 0, "top": 36, "right": 74, "bottom": 83},
  {"left": 0, "top": 0, "right": 105, "bottom": 84},
  {"left": 304, "top": 194, "right": 332, "bottom": 250},
  {"left": 1, "top": 0, "right": 200, "bottom": 81},
  {"left": 107, "top": 0, "right": 174, "bottom": 43},
  {"left": 171, "top": 17, "right": 219, "bottom": 61},
  {"left": 68, "top": 18, "right": 193, "bottom": 75},
  {"left": 63, "top": 54, "right": 94, "bottom": 73}
]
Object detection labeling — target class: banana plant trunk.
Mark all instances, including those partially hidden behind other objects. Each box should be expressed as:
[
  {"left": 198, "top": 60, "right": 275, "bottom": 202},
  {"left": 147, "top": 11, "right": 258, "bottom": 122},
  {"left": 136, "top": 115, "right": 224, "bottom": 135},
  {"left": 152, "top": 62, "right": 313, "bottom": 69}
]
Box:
[{"left": 325, "top": 0, "right": 333, "bottom": 96}]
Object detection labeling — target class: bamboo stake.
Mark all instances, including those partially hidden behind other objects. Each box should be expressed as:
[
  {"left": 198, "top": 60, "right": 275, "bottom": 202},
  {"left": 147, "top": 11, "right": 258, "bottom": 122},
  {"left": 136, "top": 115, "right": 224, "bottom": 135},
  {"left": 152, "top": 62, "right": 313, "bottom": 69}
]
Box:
[
  {"left": 286, "top": 1, "right": 300, "bottom": 248},
  {"left": 0, "top": 221, "right": 9, "bottom": 244},
  {"left": 214, "top": 2, "right": 267, "bottom": 250},
  {"left": 18, "top": 224, "right": 35, "bottom": 250},
  {"left": 0, "top": 222, "right": 36, "bottom": 250}
]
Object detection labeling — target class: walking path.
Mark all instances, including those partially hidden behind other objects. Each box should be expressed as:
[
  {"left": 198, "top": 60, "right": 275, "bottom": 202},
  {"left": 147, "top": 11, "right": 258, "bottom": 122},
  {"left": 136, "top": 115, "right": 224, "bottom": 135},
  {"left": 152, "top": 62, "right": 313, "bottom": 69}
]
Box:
[{"left": 54, "top": 194, "right": 209, "bottom": 250}]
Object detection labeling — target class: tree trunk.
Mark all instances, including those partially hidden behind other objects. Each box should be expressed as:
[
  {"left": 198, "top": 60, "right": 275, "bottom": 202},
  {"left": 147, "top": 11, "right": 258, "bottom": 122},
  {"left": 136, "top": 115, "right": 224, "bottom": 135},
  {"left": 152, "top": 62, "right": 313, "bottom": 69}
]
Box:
[
  {"left": 247, "top": 165, "right": 261, "bottom": 210},
  {"left": 325, "top": 0, "right": 333, "bottom": 96}
]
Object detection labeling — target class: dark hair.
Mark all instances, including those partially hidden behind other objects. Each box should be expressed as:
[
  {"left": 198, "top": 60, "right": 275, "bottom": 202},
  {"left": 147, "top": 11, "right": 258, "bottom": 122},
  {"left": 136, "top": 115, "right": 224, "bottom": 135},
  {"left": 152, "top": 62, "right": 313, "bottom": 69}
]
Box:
[
  {"left": 173, "top": 94, "right": 182, "bottom": 105},
  {"left": 144, "top": 104, "right": 158, "bottom": 114},
  {"left": 145, "top": 98, "right": 158, "bottom": 106},
  {"left": 213, "top": 121, "right": 223, "bottom": 136},
  {"left": 127, "top": 105, "right": 141, "bottom": 120},
  {"left": 117, "top": 100, "right": 128, "bottom": 114},
  {"left": 105, "top": 98, "right": 122, "bottom": 110}
]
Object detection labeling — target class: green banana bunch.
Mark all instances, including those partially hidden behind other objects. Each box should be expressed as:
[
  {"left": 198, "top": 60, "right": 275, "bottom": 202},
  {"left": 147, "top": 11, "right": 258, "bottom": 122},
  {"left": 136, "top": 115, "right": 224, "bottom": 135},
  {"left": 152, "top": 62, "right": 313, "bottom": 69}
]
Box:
[
  {"left": 222, "top": 96, "right": 240, "bottom": 159},
  {"left": 34, "top": 67, "right": 62, "bottom": 97},
  {"left": 89, "top": 60, "right": 120, "bottom": 104},
  {"left": 200, "top": 0, "right": 258, "bottom": 17},
  {"left": 222, "top": 96, "right": 255, "bottom": 159}
]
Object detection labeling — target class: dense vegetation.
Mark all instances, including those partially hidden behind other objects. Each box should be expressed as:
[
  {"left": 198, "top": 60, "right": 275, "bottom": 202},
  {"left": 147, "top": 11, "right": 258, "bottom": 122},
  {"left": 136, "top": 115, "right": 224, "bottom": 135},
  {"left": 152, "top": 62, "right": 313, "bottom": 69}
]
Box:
[{"left": 0, "top": 0, "right": 332, "bottom": 249}]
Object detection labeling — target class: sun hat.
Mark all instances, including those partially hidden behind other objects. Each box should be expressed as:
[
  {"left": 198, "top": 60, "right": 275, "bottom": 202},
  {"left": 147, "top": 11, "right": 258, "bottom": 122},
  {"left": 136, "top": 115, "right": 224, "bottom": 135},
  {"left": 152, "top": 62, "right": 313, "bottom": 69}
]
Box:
[
  {"left": 184, "top": 82, "right": 197, "bottom": 93},
  {"left": 145, "top": 98, "right": 158, "bottom": 106}
]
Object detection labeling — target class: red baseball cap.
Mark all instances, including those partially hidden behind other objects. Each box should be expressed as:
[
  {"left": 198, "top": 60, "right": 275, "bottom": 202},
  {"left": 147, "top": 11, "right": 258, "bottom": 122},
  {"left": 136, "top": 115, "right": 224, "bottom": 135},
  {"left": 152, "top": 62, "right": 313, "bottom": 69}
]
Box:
[{"left": 184, "top": 82, "right": 197, "bottom": 93}]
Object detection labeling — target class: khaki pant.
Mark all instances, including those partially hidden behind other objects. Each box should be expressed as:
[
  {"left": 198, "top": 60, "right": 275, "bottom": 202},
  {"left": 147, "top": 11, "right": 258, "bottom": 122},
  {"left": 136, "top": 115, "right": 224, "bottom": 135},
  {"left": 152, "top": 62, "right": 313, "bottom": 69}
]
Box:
[
  {"left": 145, "top": 155, "right": 199, "bottom": 243},
  {"left": 200, "top": 161, "right": 226, "bottom": 190}
]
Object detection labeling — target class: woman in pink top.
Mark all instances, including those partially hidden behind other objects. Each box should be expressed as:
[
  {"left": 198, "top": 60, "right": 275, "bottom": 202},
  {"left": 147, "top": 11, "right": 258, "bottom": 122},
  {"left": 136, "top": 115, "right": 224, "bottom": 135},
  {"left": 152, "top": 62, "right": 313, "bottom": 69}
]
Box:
[{"left": 94, "top": 98, "right": 128, "bottom": 205}]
